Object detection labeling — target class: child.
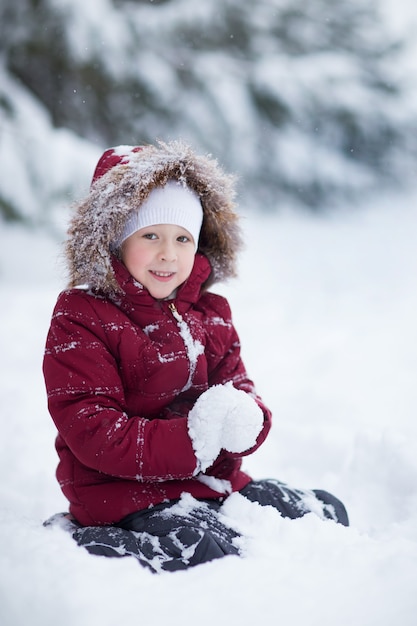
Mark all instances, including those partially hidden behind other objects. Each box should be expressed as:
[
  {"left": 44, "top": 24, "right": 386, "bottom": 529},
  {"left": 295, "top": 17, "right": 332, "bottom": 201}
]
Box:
[{"left": 43, "top": 140, "right": 348, "bottom": 573}]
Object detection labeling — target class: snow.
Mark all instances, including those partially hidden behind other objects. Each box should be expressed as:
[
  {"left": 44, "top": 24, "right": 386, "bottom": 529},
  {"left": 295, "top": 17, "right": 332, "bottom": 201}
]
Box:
[
  {"left": 1, "top": 0, "right": 417, "bottom": 618},
  {"left": 168, "top": 304, "right": 205, "bottom": 391},
  {"left": 1, "top": 186, "right": 417, "bottom": 624},
  {"left": 3, "top": 0, "right": 417, "bottom": 222},
  {"left": 0, "top": 64, "right": 100, "bottom": 228},
  {"left": 188, "top": 382, "right": 264, "bottom": 473}
]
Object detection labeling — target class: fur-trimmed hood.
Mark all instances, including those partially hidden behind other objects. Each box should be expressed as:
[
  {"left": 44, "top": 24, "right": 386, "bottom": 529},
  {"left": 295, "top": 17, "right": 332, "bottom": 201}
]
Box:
[{"left": 65, "top": 140, "right": 243, "bottom": 296}]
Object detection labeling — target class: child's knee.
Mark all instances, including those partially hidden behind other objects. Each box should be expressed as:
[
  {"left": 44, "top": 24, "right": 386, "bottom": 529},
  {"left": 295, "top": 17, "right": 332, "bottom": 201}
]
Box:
[
  {"left": 73, "top": 525, "right": 139, "bottom": 558},
  {"left": 179, "top": 527, "right": 239, "bottom": 567}
]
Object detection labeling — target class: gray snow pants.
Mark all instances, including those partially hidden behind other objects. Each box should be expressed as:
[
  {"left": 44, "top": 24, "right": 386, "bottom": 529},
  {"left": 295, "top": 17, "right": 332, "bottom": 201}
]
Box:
[{"left": 49, "top": 479, "right": 349, "bottom": 573}]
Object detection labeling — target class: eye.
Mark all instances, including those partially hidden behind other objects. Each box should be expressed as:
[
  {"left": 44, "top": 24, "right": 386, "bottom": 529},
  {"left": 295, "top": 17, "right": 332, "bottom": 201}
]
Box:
[
  {"left": 177, "top": 235, "right": 191, "bottom": 243},
  {"left": 143, "top": 232, "right": 157, "bottom": 240}
]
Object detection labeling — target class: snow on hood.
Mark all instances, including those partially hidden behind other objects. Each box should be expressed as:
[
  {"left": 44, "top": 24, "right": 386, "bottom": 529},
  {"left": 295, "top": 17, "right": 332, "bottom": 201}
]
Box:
[{"left": 65, "top": 140, "right": 243, "bottom": 296}]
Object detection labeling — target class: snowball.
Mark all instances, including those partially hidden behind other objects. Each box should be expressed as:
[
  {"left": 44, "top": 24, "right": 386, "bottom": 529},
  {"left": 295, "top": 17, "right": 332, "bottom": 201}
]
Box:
[
  {"left": 219, "top": 384, "right": 264, "bottom": 453},
  {"left": 187, "top": 385, "right": 226, "bottom": 472},
  {"left": 187, "top": 382, "right": 264, "bottom": 473}
]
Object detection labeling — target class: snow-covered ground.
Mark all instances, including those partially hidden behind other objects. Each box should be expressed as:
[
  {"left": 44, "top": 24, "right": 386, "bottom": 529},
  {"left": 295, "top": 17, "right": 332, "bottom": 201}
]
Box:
[{"left": 1, "top": 186, "right": 416, "bottom": 625}]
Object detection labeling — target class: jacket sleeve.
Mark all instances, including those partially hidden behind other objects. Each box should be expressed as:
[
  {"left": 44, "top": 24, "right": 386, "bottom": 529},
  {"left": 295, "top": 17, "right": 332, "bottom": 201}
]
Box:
[
  {"left": 43, "top": 292, "right": 198, "bottom": 482},
  {"left": 203, "top": 293, "right": 272, "bottom": 457}
]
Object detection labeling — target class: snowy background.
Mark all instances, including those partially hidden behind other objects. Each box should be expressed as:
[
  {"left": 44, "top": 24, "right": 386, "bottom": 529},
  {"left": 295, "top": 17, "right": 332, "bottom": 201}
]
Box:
[
  {"left": 1, "top": 187, "right": 417, "bottom": 626},
  {"left": 2, "top": 0, "right": 417, "bottom": 217},
  {"left": 1, "top": 0, "right": 417, "bottom": 625}
]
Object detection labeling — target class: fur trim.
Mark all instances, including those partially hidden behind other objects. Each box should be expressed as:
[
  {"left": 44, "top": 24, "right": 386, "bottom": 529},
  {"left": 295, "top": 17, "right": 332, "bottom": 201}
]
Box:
[{"left": 65, "top": 140, "right": 243, "bottom": 296}]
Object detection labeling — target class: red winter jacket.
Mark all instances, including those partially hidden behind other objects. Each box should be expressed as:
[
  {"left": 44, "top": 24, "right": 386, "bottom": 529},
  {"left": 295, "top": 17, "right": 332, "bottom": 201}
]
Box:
[{"left": 43, "top": 254, "right": 272, "bottom": 526}]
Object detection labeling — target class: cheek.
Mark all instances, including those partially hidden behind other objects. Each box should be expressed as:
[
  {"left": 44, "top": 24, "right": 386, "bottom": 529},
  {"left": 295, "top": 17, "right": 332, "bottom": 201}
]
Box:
[
  {"left": 183, "top": 251, "right": 196, "bottom": 275},
  {"left": 122, "top": 244, "right": 147, "bottom": 269}
]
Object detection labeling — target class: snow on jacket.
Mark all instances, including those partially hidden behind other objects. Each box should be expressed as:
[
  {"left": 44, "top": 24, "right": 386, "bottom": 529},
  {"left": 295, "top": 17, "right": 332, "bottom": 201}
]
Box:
[{"left": 43, "top": 141, "right": 272, "bottom": 526}]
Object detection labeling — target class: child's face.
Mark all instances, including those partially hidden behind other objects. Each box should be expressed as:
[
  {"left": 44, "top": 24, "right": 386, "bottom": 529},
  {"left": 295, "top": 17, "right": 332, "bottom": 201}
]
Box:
[{"left": 121, "top": 224, "right": 196, "bottom": 299}]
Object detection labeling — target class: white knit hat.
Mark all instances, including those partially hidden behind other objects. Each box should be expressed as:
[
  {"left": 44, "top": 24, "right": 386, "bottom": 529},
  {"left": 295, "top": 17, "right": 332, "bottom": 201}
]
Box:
[{"left": 117, "top": 180, "right": 203, "bottom": 249}]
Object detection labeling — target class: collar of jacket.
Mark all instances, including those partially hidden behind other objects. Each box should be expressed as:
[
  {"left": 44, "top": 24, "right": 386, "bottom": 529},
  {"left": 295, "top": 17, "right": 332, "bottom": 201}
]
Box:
[{"left": 110, "top": 252, "right": 212, "bottom": 311}]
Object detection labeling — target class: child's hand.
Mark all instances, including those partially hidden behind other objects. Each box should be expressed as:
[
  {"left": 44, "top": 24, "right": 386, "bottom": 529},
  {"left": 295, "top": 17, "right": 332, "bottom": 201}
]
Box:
[{"left": 187, "top": 382, "right": 264, "bottom": 474}]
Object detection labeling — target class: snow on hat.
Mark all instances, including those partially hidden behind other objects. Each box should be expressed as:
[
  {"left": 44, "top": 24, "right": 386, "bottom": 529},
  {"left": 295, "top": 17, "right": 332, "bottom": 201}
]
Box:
[
  {"left": 91, "top": 146, "right": 203, "bottom": 250},
  {"left": 91, "top": 145, "right": 143, "bottom": 183},
  {"left": 116, "top": 180, "right": 203, "bottom": 249}
]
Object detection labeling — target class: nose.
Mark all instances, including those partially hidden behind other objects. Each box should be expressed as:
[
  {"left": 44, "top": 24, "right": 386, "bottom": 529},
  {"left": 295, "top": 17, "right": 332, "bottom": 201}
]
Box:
[{"left": 159, "top": 240, "right": 177, "bottom": 262}]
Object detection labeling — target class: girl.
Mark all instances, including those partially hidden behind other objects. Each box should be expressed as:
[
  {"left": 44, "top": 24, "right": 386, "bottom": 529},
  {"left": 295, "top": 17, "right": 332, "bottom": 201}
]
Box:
[{"left": 43, "top": 140, "right": 348, "bottom": 572}]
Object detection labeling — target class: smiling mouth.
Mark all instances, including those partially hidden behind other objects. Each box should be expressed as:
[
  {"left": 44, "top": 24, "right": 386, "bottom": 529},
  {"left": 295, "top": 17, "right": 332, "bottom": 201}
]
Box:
[{"left": 150, "top": 270, "right": 175, "bottom": 281}]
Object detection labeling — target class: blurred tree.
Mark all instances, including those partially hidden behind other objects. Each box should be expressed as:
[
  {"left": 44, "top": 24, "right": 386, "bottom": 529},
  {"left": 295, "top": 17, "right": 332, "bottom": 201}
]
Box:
[{"left": 0, "top": 0, "right": 416, "bottom": 220}]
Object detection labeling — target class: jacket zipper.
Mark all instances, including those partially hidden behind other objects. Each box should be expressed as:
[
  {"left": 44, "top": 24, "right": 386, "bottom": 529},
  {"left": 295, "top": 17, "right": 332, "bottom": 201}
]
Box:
[{"left": 168, "top": 302, "right": 182, "bottom": 323}]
